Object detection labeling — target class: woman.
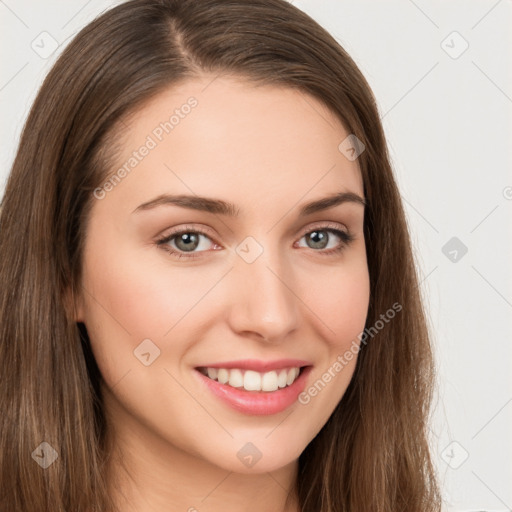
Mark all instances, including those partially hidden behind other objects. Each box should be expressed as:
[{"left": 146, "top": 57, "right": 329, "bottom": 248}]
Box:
[{"left": 0, "top": 0, "right": 442, "bottom": 510}]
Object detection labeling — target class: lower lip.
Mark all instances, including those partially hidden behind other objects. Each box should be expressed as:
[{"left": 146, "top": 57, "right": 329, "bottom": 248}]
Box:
[{"left": 194, "top": 366, "right": 313, "bottom": 416}]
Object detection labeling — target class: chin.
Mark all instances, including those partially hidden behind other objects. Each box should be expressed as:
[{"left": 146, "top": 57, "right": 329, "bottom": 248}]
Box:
[{"left": 203, "top": 437, "right": 304, "bottom": 475}]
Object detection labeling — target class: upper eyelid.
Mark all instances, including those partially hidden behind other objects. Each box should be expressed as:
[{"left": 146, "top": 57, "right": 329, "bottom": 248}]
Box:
[{"left": 157, "top": 223, "right": 216, "bottom": 240}]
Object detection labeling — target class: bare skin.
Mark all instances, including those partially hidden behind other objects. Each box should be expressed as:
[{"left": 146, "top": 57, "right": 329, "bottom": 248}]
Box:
[{"left": 75, "top": 75, "right": 370, "bottom": 512}]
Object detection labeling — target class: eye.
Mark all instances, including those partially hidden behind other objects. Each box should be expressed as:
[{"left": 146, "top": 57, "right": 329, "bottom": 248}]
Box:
[
  {"left": 295, "top": 223, "right": 355, "bottom": 256},
  {"left": 156, "top": 225, "right": 218, "bottom": 259}
]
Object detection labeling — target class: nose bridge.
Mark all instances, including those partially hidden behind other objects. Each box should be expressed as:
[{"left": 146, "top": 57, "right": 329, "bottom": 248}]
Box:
[{"left": 227, "top": 236, "right": 299, "bottom": 341}]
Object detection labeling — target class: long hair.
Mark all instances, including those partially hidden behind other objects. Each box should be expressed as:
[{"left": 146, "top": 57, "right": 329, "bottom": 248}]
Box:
[{"left": 0, "top": 1, "right": 442, "bottom": 510}]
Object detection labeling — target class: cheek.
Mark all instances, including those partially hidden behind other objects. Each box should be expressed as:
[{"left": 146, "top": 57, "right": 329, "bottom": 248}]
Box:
[
  {"left": 293, "top": 262, "right": 369, "bottom": 437},
  {"left": 301, "top": 257, "right": 370, "bottom": 349},
  {"left": 79, "top": 226, "right": 221, "bottom": 392},
  {"left": 82, "top": 242, "right": 214, "bottom": 339}
]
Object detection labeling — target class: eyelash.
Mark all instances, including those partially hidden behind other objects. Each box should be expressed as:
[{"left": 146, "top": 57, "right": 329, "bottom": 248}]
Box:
[{"left": 155, "top": 223, "right": 355, "bottom": 260}]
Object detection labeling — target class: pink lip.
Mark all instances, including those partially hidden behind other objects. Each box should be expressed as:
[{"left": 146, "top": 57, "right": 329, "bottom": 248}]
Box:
[
  {"left": 195, "top": 358, "right": 312, "bottom": 372},
  {"left": 193, "top": 365, "right": 313, "bottom": 416}
]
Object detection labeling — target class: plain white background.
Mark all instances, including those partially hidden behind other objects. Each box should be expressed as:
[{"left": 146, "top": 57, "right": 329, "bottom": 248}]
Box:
[{"left": 1, "top": 1, "right": 511, "bottom": 510}]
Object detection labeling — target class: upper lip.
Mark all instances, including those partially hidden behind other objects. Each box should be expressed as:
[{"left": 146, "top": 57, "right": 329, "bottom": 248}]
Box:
[{"left": 196, "top": 359, "right": 312, "bottom": 372}]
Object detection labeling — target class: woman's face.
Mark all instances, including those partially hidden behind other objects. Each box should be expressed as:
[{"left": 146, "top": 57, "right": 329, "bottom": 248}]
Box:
[{"left": 76, "top": 76, "right": 370, "bottom": 474}]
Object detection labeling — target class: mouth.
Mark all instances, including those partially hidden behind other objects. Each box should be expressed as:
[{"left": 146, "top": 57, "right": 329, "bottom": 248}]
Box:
[
  {"left": 196, "top": 365, "right": 307, "bottom": 393},
  {"left": 193, "top": 364, "right": 313, "bottom": 416}
]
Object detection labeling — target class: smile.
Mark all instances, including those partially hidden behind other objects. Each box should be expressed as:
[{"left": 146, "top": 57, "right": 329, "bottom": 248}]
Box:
[
  {"left": 197, "top": 366, "right": 302, "bottom": 392},
  {"left": 194, "top": 364, "right": 313, "bottom": 416}
]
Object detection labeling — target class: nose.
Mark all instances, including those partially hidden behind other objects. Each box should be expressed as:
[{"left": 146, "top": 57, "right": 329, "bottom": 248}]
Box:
[{"left": 226, "top": 245, "right": 300, "bottom": 343}]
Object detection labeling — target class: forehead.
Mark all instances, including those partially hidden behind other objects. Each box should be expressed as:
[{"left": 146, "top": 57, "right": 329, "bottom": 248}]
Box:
[{"left": 100, "top": 76, "right": 364, "bottom": 216}]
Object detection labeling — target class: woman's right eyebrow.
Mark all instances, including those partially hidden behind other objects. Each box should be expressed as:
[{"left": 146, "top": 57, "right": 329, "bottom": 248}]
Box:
[{"left": 131, "top": 191, "right": 367, "bottom": 217}]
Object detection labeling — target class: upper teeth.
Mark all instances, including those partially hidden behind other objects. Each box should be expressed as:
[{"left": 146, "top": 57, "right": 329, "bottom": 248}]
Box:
[{"left": 200, "top": 367, "right": 301, "bottom": 392}]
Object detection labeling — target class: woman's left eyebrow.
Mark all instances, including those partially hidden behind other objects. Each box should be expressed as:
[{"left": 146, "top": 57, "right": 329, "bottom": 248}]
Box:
[
  {"left": 298, "top": 191, "right": 367, "bottom": 216},
  {"left": 131, "top": 191, "right": 366, "bottom": 217}
]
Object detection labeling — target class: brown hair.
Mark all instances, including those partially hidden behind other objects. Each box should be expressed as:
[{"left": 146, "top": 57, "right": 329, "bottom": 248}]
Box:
[{"left": 0, "top": 0, "right": 442, "bottom": 510}]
